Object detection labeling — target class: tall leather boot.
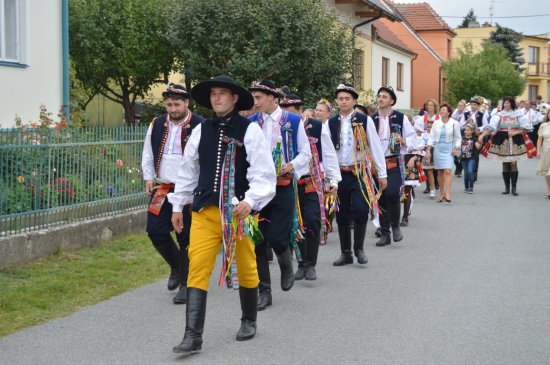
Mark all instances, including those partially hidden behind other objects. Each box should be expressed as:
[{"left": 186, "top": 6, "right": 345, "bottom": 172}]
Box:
[
  {"left": 153, "top": 239, "right": 181, "bottom": 291},
  {"left": 294, "top": 239, "right": 307, "bottom": 281},
  {"left": 353, "top": 222, "right": 368, "bottom": 264},
  {"left": 256, "top": 254, "right": 272, "bottom": 311},
  {"left": 388, "top": 201, "right": 403, "bottom": 242},
  {"left": 173, "top": 246, "right": 189, "bottom": 304},
  {"left": 236, "top": 287, "right": 257, "bottom": 341},
  {"left": 305, "top": 236, "right": 319, "bottom": 280},
  {"left": 333, "top": 223, "right": 353, "bottom": 266},
  {"left": 173, "top": 288, "right": 207, "bottom": 354},
  {"left": 376, "top": 208, "right": 392, "bottom": 247},
  {"left": 510, "top": 171, "right": 518, "bottom": 196},
  {"left": 276, "top": 247, "right": 295, "bottom": 291},
  {"left": 501, "top": 172, "right": 511, "bottom": 195}
]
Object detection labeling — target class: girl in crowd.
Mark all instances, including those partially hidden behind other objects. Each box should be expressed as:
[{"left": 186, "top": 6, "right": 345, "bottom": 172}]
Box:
[
  {"left": 314, "top": 99, "right": 333, "bottom": 124},
  {"left": 536, "top": 110, "right": 550, "bottom": 198},
  {"left": 480, "top": 96, "right": 534, "bottom": 196},
  {"left": 452, "top": 99, "right": 466, "bottom": 177},
  {"left": 426, "top": 103, "right": 461, "bottom": 203},
  {"left": 416, "top": 99, "right": 439, "bottom": 198},
  {"left": 461, "top": 123, "right": 483, "bottom": 193}
]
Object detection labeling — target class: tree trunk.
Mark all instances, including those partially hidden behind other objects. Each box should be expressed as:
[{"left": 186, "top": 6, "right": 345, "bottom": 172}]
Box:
[{"left": 121, "top": 90, "right": 135, "bottom": 125}]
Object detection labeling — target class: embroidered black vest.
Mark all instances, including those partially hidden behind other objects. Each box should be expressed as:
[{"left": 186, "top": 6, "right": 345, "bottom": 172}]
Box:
[
  {"left": 328, "top": 112, "right": 369, "bottom": 151},
  {"left": 150, "top": 112, "right": 204, "bottom": 176},
  {"left": 192, "top": 112, "right": 251, "bottom": 212},
  {"left": 463, "top": 111, "right": 484, "bottom": 128},
  {"left": 372, "top": 110, "right": 405, "bottom": 157},
  {"left": 304, "top": 117, "right": 323, "bottom": 163}
]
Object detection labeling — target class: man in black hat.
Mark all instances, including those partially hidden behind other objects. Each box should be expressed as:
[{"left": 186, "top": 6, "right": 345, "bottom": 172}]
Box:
[
  {"left": 279, "top": 91, "right": 341, "bottom": 281},
  {"left": 372, "top": 85, "right": 416, "bottom": 247},
  {"left": 141, "top": 83, "right": 204, "bottom": 305},
  {"left": 248, "top": 79, "right": 311, "bottom": 310},
  {"left": 459, "top": 96, "right": 488, "bottom": 182},
  {"left": 168, "top": 75, "right": 276, "bottom": 355},
  {"left": 327, "top": 83, "right": 387, "bottom": 265}
]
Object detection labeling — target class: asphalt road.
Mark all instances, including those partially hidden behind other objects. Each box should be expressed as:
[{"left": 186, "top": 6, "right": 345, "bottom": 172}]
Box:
[{"left": 1, "top": 158, "right": 549, "bottom": 365}]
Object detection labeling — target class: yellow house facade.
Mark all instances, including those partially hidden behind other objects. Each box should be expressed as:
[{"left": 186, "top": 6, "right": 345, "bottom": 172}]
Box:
[{"left": 453, "top": 26, "right": 550, "bottom": 102}]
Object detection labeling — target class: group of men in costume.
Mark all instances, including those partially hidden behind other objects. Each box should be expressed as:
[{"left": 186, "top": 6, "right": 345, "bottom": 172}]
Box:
[{"left": 141, "top": 76, "right": 412, "bottom": 356}]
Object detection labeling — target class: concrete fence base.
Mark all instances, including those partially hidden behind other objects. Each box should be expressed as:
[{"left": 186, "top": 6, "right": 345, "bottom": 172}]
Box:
[{"left": 0, "top": 210, "right": 147, "bottom": 269}]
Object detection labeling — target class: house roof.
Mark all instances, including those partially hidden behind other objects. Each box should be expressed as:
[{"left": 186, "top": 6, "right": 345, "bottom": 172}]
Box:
[
  {"left": 372, "top": 20, "right": 415, "bottom": 55},
  {"left": 393, "top": 2, "right": 455, "bottom": 34},
  {"left": 360, "top": 0, "right": 402, "bottom": 22}
]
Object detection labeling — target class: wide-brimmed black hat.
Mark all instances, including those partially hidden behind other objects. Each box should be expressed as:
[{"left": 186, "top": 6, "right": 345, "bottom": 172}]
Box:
[
  {"left": 279, "top": 93, "right": 304, "bottom": 107},
  {"left": 469, "top": 96, "right": 481, "bottom": 105},
  {"left": 191, "top": 75, "right": 254, "bottom": 111},
  {"left": 162, "top": 83, "right": 190, "bottom": 99},
  {"left": 377, "top": 85, "right": 397, "bottom": 106},
  {"left": 248, "top": 80, "right": 282, "bottom": 98},
  {"left": 335, "top": 83, "right": 359, "bottom": 99}
]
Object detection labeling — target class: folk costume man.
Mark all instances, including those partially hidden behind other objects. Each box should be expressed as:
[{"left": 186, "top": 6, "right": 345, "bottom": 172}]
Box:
[
  {"left": 372, "top": 86, "right": 417, "bottom": 247},
  {"left": 248, "top": 80, "right": 312, "bottom": 310},
  {"left": 168, "top": 75, "right": 276, "bottom": 354},
  {"left": 141, "top": 83, "right": 204, "bottom": 304},
  {"left": 279, "top": 92, "right": 341, "bottom": 281},
  {"left": 327, "top": 84, "right": 387, "bottom": 265}
]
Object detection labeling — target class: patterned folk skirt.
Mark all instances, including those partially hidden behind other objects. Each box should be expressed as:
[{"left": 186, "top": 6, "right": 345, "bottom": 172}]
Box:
[{"left": 483, "top": 131, "right": 534, "bottom": 162}]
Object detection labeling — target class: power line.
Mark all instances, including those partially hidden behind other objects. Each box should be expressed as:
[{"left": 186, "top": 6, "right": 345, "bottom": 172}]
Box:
[{"left": 441, "top": 13, "right": 550, "bottom": 19}]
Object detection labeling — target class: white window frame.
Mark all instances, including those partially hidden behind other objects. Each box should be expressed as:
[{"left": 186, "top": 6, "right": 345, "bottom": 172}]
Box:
[{"left": 0, "top": 0, "right": 28, "bottom": 65}]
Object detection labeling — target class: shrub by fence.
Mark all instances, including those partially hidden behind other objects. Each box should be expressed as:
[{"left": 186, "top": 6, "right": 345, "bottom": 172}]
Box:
[{"left": 0, "top": 126, "right": 149, "bottom": 237}]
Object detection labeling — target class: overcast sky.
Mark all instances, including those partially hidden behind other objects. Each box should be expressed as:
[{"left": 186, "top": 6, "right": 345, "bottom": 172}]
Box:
[{"left": 395, "top": 0, "right": 549, "bottom": 36}]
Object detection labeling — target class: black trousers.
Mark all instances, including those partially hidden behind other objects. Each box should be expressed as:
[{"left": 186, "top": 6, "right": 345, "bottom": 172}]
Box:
[
  {"left": 297, "top": 184, "right": 321, "bottom": 267},
  {"left": 336, "top": 171, "right": 370, "bottom": 225},
  {"left": 378, "top": 163, "right": 403, "bottom": 234},
  {"left": 256, "top": 184, "right": 294, "bottom": 256},
  {"left": 146, "top": 188, "right": 191, "bottom": 249}
]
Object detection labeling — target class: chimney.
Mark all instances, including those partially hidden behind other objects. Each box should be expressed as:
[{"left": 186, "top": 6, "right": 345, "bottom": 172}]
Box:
[
  {"left": 482, "top": 21, "right": 492, "bottom": 27},
  {"left": 468, "top": 21, "right": 480, "bottom": 28}
]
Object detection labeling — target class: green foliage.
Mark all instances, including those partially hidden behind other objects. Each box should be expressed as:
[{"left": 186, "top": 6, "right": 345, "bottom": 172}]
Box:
[
  {"left": 488, "top": 24, "right": 525, "bottom": 71},
  {"left": 458, "top": 8, "right": 477, "bottom": 29},
  {"left": 442, "top": 41, "right": 526, "bottom": 105},
  {"left": 166, "top": 0, "right": 354, "bottom": 103},
  {"left": 0, "top": 234, "right": 167, "bottom": 338},
  {"left": 69, "top": 0, "right": 174, "bottom": 124}
]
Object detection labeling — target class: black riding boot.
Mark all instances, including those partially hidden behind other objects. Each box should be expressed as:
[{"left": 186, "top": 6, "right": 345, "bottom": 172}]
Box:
[
  {"left": 276, "top": 247, "right": 295, "bottom": 291},
  {"left": 353, "top": 222, "right": 368, "bottom": 264},
  {"left": 333, "top": 223, "right": 353, "bottom": 266},
  {"left": 511, "top": 171, "right": 518, "bottom": 196},
  {"left": 305, "top": 236, "right": 319, "bottom": 280},
  {"left": 173, "top": 288, "right": 207, "bottom": 354},
  {"left": 388, "top": 201, "right": 403, "bottom": 242},
  {"left": 502, "top": 172, "right": 511, "bottom": 195},
  {"left": 153, "top": 239, "right": 181, "bottom": 291},
  {"left": 295, "top": 239, "right": 307, "bottom": 280},
  {"left": 256, "top": 254, "right": 272, "bottom": 311},
  {"left": 376, "top": 209, "right": 392, "bottom": 247},
  {"left": 236, "top": 286, "right": 257, "bottom": 341},
  {"left": 173, "top": 246, "right": 189, "bottom": 304}
]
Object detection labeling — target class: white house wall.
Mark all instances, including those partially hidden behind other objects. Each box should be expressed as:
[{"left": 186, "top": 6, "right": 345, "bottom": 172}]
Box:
[
  {"left": 371, "top": 41, "right": 412, "bottom": 109},
  {"left": 0, "top": 0, "right": 62, "bottom": 127}
]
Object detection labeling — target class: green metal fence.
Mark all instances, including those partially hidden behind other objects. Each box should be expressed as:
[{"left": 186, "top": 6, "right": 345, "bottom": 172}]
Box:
[{"left": 0, "top": 126, "right": 149, "bottom": 237}]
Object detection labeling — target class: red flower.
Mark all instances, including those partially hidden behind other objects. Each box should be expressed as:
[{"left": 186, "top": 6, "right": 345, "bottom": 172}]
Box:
[{"left": 116, "top": 159, "right": 123, "bottom": 167}]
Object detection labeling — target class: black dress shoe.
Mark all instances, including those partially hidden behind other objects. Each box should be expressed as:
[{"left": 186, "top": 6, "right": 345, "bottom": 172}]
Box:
[
  {"left": 333, "top": 251, "right": 353, "bottom": 266},
  {"left": 294, "top": 266, "right": 306, "bottom": 280},
  {"left": 376, "top": 234, "right": 391, "bottom": 247},
  {"left": 305, "top": 266, "right": 317, "bottom": 280},
  {"left": 173, "top": 285, "right": 187, "bottom": 304},
  {"left": 355, "top": 249, "right": 368, "bottom": 264}
]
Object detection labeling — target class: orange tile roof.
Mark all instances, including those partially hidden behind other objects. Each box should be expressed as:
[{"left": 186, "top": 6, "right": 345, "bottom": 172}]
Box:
[
  {"left": 373, "top": 20, "right": 415, "bottom": 54},
  {"left": 393, "top": 2, "right": 454, "bottom": 33}
]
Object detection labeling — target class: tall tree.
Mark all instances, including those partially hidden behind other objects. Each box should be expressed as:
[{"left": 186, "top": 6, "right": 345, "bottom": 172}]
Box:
[
  {"left": 165, "top": 0, "right": 354, "bottom": 103},
  {"left": 458, "top": 8, "right": 477, "bottom": 28},
  {"left": 442, "top": 41, "right": 526, "bottom": 105},
  {"left": 69, "top": 0, "right": 174, "bottom": 124},
  {"left": 488, "top": 24, "right": 525, "bottom": 71}
]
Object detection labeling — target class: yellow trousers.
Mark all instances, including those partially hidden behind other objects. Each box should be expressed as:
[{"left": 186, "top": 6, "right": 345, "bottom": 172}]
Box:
[{"left": 187, "top": 205, "right": 259, "bottom": 291}]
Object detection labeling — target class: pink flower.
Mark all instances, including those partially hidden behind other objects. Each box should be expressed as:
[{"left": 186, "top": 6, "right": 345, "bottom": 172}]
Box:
[{"left": 116, "top": 159, "right": 123, "bottom": 167}]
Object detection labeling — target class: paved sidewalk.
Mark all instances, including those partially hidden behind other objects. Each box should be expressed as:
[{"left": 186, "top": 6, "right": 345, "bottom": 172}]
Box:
[{"left": 1, "top": 159, "right": 550, "bottom": 365}]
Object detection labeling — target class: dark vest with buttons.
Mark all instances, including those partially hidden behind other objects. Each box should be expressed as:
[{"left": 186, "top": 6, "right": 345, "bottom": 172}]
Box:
[
  {"left": 304, "top": 117, "right": 323, "bottom": 163},
  {"left": 463, "top": 110, "right": 485, "bottom": 128},
  {"left": 192, "top": 112, "right": 251, "bottom": 212},
  {"left": 328, "top": 112, "right": 369, "bottom": 152},
  {"left": 372, "top": 110, "right": 405, "bottom": 157},
  {"left": 150, "top": 112, "right": 204, "bottom": 177}
]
